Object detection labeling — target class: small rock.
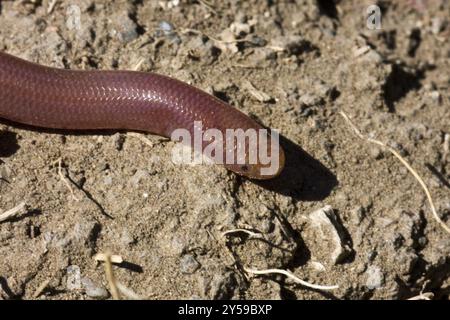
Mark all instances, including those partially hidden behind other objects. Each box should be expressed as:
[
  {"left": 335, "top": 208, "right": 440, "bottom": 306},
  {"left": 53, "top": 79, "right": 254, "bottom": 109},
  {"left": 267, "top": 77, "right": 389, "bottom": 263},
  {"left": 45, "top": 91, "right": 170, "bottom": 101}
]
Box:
[
  {"left": 291, "top": 11, "right": 307, "bottom": 27},
  {"left": 361, "top": 50, "right": 383, "bottom": 64},
  {"left": 0, "top": 165, "right": 12, "bottom": 181},
  {"left": 353, "top": 45, "right": 370, "bottom": 58},
  {"left": 444, "top": 133, "right": 450, "bottom": 162},
  {"left": 159, "top": 21, "right": 174, "bottom": 34},
  {"left": 66, "top": 265, "right": 81, "bottom": 290},
  {"left": 167, "top": 0, "right": 180, "bottom": 9},
  {"left": 418, "top": 236, "right": 427, "bottom": 247},
  {"left": 180, "top": 254, "right": 201, "bottom": 274},
  {"left": 157, "top": 21, "right": 181, "bottom": 44},
  {"left": 120, "top": 229, "right": 135, "bottom": 246},
  {"left": 110, "top": 13, "right": 138, "bottom": 43},
  {"left": 81, "top": 277, "right": 109, "bottom": 299},
  {"left": 309, "top": 261, "right": 326, "bottom": 272},
  {"left": 230, "top": 21, "right": 251, "bottom": 36},
  {"left": 429, "top": 91, "right": 441, "bottom": 104},
  {"left": 431, "top": 17, "right": 446, "bottom": 35},
  {"left": 103, "top": 175, "right": 112, "bottom": 185},
  {"left": 369, "top": 146, "right": 383, "bottom": 160},
  {"left": 308, "top": 205, "right": 352, "bottom": 265},
  {"left": 365, "top": 265, "right": 384, "bottom": 289}
]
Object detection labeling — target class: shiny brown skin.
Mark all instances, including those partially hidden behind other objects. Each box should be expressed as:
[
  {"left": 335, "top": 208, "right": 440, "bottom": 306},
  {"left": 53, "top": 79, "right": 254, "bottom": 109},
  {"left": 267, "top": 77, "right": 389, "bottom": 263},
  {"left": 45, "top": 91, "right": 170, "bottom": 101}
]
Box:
[{"left": 0, "top": 51, "right": 284, "bottom": 179}]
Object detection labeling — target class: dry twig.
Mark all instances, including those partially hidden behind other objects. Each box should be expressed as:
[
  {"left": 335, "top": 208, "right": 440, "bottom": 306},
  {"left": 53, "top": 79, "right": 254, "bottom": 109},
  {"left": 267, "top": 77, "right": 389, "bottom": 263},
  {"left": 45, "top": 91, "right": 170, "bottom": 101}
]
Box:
[
  {"left": 47, "top": 0, "right": 57, "bottom": 13},
  {"left": 408, "top": 292, "right": 434, "bottom": 300},
  {"left": 339, "top": 111, "right": 450, "bottom": 235},
  {"left": 0, "top": 202, "right": 27, "bottom": 223},
  {"left": 94, "top": 253, "right": 123, "bottom": 264},
  {"left": 101, "top": 252, "right": 120, "bottom": 300},
  {"left": 244, "top": 267, "right": 339, "bottom": 291}
]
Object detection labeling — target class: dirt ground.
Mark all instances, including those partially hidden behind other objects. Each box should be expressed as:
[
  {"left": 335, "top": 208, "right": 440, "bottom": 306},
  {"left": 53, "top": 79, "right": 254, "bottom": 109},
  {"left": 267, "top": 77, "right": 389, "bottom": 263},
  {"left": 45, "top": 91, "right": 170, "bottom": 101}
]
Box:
[{"left": 0, "top": 0, "right": 449, "bottom": 300}]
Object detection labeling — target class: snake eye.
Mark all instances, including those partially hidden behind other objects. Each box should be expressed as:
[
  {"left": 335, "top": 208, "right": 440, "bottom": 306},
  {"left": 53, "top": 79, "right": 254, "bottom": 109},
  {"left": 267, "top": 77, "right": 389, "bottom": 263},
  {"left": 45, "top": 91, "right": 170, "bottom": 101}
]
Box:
[{"left": 241, "top": 165, "right": 249, "bottom": 171}]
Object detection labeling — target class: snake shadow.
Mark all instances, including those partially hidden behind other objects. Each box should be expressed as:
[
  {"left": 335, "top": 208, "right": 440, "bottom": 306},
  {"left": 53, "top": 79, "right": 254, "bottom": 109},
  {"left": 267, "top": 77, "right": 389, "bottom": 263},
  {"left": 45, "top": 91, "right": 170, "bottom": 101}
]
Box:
[{"left": 252, "top": 134, "right": 338, "bottom": 201}]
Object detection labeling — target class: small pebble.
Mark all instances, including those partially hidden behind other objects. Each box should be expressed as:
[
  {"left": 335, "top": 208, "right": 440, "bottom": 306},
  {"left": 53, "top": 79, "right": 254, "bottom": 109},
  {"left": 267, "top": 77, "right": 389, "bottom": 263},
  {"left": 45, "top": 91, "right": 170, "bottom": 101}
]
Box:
[
  {"left": 167, "top": 0, "right": 180, "bottom": 9},
  {"left": 365, "top": 265, "right": 384, "bottom": 289},
  {"left": 103, "top": 175, "right": 112, "bottom": 185},
  {"left": 429, "top": 91, "right": 441, "bottom": 104},
  {"left": 180, "top": 254, "right": 201, "bottom": 274},
  {"left": 66, "top": 265, "right": 81, "bottom": 290},
  {"left": 308, "top": 206, "right": 352, "bottom": 265},
  {"left": 81, "top": 277, "right": 110, "bottom": 299},
  {"left": 157, "top": 20, "right": 181, "bottom": 44},
  {"left": 431, "top": 17, "right": 445, "bottom": 35},
  {"left": 369, "top": 146, "right": 383, "bottom": 160},
  {"left": 111, "top": 13, "right": 138, "bottom": 43},
  {"left": 230, "top": 21, "right": 251, "bottom": 36},
  {"left": 159, "top": 21, "right": 174, "bottom": 35}
]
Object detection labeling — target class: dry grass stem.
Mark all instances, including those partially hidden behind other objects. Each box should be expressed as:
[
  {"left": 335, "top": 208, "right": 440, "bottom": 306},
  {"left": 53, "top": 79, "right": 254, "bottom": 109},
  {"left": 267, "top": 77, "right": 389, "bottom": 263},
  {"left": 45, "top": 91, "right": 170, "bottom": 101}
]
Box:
[
  {"left": 102, "top": 252, "right": 120, "bottom": 300},
  {"left": 408, "top": 292, "right": 434, "bottom": 300},
  {"left": 94, "top": 253, "right": 123, "bottom": 264},
  {"left": 244, "top": 267, "right": 339, "bottom": 291},
  {"left": 339, "top": 111, "right": 450, "bottom": 235},
  {"left": 0, "top": 202, "right": 27, "bottom": 222}
]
